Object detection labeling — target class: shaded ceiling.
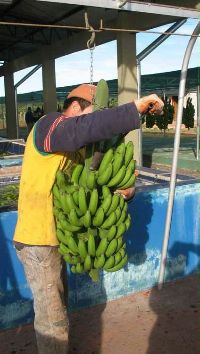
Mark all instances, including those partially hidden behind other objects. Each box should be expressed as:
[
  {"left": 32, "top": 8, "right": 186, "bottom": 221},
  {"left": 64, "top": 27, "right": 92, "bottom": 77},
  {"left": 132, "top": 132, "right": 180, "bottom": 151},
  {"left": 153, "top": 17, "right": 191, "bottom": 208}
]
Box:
[{"left": 0, "top": 0, "right": 197, "bottom": 65}]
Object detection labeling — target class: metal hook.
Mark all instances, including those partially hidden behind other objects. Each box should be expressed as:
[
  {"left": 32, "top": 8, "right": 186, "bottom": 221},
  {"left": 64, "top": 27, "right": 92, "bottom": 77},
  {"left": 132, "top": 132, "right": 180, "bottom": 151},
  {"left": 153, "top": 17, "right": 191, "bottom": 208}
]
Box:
[{"left": 85, "top": 12, "right": 96, "bottom": 49}]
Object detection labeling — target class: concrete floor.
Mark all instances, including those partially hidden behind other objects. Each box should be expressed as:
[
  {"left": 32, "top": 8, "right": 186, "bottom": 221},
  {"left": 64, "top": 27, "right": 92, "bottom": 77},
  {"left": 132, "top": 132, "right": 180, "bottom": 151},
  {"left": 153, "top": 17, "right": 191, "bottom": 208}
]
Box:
[{"left": 0, "top": 274, "right": 198, "bottom": 354}]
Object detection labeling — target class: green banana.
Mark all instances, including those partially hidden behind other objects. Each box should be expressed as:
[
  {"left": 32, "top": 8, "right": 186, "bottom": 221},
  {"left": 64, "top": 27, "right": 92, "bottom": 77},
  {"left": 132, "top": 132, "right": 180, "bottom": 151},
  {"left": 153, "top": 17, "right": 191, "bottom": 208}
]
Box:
[
  {"left": 70, "top": 265, "right": 77, "bottom": 273},
  {"left": 112, "top": 152, "right": 124, "bottom": 177},
  {"left": 94, "top": 254, "right": 105, "bottom": 269},
  {"left": 115, "top": 142, "right": 125, "bottom": 155},
  {"left": 116, "top": 209, "right": 127, "bottom": 226},
  {"left": 59, "top": 215, "right": 81, "bottom": 232},
  {"left": 93, "top": 207, "right": 105, "bottom": 227},
  {"left": 119, "top": 174, "right": 136, "bottom": 190},
  {"left": 124, "top": 141, "right": 134, "bottom": 166},
  {"left": 98, "top": 148, "right": 113, "bottom": 175},
  {"left": 101, "top": 211, "right": 117, "bottom": 229},
  {"left": 53, "top": 197, "right": 61, "bottom": 209},
  {"left": 119, "top": 248, "right": 126, "bottom": 258},
  {"left": 114, "top": 251, "right": 122, "bottom": 266},
  {"left": 56, "top": 229, "right": 69, "bottom": 245},
  {"left": 65, "top": 184, "right": 78, "bottom": 194},
  {"left": 71, "top": 164, "right": 84, "bottom": 185},
  {"left": 107, "top": 165, "right": 126, "bottom": 188},
  {"left": 78, "top": 239, "right": 88, "bottom": 259},
  {"left": 116, "top": 237, "right": 124, "bottom": 251},
  {"left": 102, "top": 185, "right": 111, "bottom": 199},
  {"left": 52, "top": 184, "right": 60, "bottom": 200},
  {"left": 116, "top": 166, "right": 134, "bottom": 189},
  {"left": 88, "top": 234, "right": 96, "bottom": 257},
  {"left": 88, "top": 189, "right": 98, "bottom": 216},
  {"left": 106, "top": 254, "right": 128, "bottom": 272},
  {"left": 116, "top": 222, "right": 126, "bottom": 238},
  {"left": 66, "top": 193, "right": 82, "bottom": 216},
  {"left": 105, "top": 238, "right": 118, "bottom": 257},
  {"left": 78, "top": 186, "right": 87, "bottom": 214},
  {"left": 72, "top": 191, "right": 79, "bottom": 206},
  {"left": 101, "top": 194, "right": 112, "bottom": 214},
  {"left": 56, "top": 170, "right": 66, "bottom": 188},
  {"left": 63, "top": 253, "right": 82, "bottom": 265},
  {"left": 59, "top": 192, "right": 70, "bottom": 214},
  {"left": 106, "top": 225, "right": 117, "bottom": 241},
  {"left": 119, "top": 195, "right": 125, "bottom": 209},
  {"left": 103, "top": 255, "right": 115, "bottom": 270},
  {"left": 76, "top": 263, "right": 84, "bottom": 273},
  {"left": 125, "top": 214, "right": 131, "bottom": 230},
  {"left": 84, "top": 255, "right": 92, "bottom": 271},
  {"left": 64, "top": 229, "right": 73, "bottom": 238},
  {"left": 58, "top": 242, "right": 70, "bottom": 255},
  {"left": 96, "top": 238, "right": 108, "bottom": 257},
  {"left": 82, "top": 210, "right": 91, "bottom": 228},
  {"left": 106, "top": 194, "right": 120, "bottom": 216},
  {"left": 115, "top": 206, "right": 121, "bottom": 221},
  {"left": 93, "top": 78, "right": 109, "bottom": 110},
  {"left": 53, "top": 207, "right": 60, "bottom": 218},
  {"left": 67, "top": 235, "right": 79, "bottom": 254},
  {"left": 79, "top": 166, "right": 87, "bottom": 188},
  {"left": 97, "top": 163, "right": 112, "bottom": 185},
  {"left": 69, "top": 209, "right": 81, "bottom": 227},
  {"left": 87, "top": 171, "right": 96, "bottom": 190}
]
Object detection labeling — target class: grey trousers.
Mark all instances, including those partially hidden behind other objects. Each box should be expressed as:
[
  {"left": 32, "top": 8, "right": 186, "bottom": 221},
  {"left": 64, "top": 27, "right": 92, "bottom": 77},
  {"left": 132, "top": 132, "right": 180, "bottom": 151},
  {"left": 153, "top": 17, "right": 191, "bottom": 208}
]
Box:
[{"left": 16, "top": 246, "right": 69, "bottom": 354}]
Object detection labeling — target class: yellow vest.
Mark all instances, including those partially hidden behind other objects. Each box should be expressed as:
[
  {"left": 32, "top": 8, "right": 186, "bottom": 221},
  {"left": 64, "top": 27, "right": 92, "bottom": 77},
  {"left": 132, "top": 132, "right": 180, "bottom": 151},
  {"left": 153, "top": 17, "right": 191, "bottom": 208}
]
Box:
[{"left": 14, "top": 123, "right": 83, "bottom": 246}]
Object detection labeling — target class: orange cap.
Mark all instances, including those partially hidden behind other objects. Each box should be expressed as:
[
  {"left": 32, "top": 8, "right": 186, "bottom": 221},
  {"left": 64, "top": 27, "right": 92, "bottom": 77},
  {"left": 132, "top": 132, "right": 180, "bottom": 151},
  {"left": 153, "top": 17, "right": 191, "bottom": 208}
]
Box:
[{"left": 67, "top": 84, "right": 96, "bottom": 103}]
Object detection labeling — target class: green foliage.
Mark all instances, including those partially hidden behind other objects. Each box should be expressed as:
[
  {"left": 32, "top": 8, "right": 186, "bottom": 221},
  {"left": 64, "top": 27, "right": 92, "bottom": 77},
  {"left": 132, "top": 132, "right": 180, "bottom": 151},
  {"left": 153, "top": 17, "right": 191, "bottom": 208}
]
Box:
[
  {"left": 182, "top": 97, "right": 195, "bottom": 130},
  {"left": 0, "top": 184, "right": 19, "bottom": 208},
  {"left": 145, "top": 114, "right": 155, "bottom": 128},
  {"left": 155, "top": 97, "right": 174, "bottom": 132}
]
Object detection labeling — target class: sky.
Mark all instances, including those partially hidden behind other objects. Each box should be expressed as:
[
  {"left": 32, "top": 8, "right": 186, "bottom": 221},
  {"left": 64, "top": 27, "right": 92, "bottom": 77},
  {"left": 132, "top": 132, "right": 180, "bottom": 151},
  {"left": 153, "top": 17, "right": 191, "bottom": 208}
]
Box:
[{"left": 0, "top": 18, "right": 199, "bottom": 96}]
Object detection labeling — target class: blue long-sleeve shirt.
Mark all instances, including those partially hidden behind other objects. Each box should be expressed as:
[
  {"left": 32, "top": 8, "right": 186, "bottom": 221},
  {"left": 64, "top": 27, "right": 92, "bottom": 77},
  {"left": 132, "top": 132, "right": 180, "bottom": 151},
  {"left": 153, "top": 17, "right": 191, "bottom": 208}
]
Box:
[{"left": 35, "top": 102, "right": 140, "bottom": 153}]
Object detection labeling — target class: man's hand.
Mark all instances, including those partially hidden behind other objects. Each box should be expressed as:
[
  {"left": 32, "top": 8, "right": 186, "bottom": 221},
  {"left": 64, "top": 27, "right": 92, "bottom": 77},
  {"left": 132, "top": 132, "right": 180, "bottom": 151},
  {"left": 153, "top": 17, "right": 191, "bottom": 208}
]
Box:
[
  {"left": 115, "top": 187, "right": 136, "bottom": 201},
  {"left": 135, "top": 94, "right": 164, "bottom": 115}
]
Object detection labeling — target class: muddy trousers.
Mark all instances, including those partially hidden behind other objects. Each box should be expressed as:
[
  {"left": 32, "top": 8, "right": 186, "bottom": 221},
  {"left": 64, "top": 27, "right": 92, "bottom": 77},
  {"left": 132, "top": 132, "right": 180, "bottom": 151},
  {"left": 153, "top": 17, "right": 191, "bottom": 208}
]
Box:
[{"left": 16, "top": 246, "right": 69, "bottom": 354}]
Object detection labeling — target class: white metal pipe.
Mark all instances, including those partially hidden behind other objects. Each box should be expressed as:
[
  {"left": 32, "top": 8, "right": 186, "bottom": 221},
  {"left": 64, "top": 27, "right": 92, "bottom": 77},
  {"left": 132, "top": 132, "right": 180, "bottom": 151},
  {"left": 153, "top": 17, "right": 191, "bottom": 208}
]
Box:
[
  {"left": 136, "top": 20, "right": 186, "bottom": 167},
  {"left": 137, "top": 20, "right": 187, "bottom": 62},
  {"left": 136, "top": 59, "right": 143, "bottom": 166},
  {"left": 158, "top": 21, "right": 200, "bottom": 290},
  {"left": 196, "top": 85, "right": 199, "bottom": 160}
]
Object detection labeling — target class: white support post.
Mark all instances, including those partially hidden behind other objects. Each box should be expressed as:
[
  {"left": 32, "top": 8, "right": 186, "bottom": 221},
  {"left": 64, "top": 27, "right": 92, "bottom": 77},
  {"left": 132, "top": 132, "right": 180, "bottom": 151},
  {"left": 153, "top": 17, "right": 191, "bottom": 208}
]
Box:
[
  {"left": 42, "top": 59, "right": 57, "bottom": 114},
  {"left": 117, "top": 23, "right": 140, "bottom": 164},
  {"left": 4, "top": 73, "right": 18, "bottom": 139}
]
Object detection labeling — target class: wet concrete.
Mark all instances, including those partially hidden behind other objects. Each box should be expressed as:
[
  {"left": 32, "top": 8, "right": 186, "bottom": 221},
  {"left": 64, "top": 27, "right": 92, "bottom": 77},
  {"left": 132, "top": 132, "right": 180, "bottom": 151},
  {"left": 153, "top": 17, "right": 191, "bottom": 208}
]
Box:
[{"left": 0, "top": 274, "right": 198, "bottom": 354}]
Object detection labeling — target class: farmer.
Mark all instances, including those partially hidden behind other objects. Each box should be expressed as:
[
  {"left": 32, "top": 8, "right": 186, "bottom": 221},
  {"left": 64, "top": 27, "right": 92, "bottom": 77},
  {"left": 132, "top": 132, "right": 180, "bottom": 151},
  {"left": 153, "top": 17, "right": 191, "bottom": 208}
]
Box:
[
  {"left": 25, "top": 106, "right": 35, "bottom": 135},
  {"left": 14, "top": 83, "right": 164, "bottom": 354}
]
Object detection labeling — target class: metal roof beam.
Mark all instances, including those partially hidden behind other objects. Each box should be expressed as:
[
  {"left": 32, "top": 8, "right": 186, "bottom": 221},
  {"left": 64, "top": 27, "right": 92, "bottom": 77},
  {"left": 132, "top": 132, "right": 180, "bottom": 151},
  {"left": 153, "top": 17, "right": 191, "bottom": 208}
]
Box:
[{"left": 38, "top": 0, "right": 199, "bottom": 19}]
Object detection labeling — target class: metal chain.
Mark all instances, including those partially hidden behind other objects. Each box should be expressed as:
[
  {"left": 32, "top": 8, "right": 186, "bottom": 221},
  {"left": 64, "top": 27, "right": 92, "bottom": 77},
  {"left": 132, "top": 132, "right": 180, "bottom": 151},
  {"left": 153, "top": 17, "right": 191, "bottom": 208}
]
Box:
[{"left": 89, "top": 45, "right": 94, "bottom": 84}]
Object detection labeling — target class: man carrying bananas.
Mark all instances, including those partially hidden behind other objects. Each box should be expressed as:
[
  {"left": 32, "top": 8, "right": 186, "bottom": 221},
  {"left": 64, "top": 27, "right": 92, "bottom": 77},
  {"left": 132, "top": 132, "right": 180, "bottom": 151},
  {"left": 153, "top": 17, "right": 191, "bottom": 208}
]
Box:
[{"left": 13, "top": 83, "right": 164, "bottom": 354}]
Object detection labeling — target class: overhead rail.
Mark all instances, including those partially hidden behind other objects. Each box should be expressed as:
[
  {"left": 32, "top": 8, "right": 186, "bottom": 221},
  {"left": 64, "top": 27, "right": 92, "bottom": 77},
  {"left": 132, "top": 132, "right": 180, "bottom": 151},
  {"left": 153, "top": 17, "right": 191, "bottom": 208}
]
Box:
[
  {"left": 158, "top": 20, "right": 200, "bottom": 289},
  {"left": 0, "top": 19, "right": 199, "bottom": 38}
]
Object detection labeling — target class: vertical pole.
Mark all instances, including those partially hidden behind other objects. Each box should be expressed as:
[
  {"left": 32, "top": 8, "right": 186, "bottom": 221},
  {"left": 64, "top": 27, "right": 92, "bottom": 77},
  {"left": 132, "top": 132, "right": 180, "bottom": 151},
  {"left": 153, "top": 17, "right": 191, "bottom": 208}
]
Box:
[
  {"left": 196, "top": 85, "right": 199, "bottom": 160},
  {"left": 4, "top": 72, "right": 18, "bottom": 139},
  {"left": 158, "top": 22, "right": 200, "bottom": 290},
  {"left": 42, "top": 59, "right": 57, "bottom": 114},
  {"left": 15, "top": 88, "right": 19, "bottom": 139},
  {"left": 136, "top": 59, "right": 143, "bottom": 166},
  {"left": 117, "top": 16, "right": 139, "bottom": 164}
]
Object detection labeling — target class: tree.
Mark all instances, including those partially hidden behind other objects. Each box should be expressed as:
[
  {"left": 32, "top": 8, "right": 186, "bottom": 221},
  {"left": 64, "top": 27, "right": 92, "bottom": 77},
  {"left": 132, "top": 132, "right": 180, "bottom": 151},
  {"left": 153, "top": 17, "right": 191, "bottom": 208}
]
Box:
[
  {"left": 182, "top": 97, "right": 195, "bottom": 130},
  {"left": 155, "top": 97, "right": 174, "bottom": 133},
  {"left": 145, "top": 114, "right": 155, "bottom": 128}
]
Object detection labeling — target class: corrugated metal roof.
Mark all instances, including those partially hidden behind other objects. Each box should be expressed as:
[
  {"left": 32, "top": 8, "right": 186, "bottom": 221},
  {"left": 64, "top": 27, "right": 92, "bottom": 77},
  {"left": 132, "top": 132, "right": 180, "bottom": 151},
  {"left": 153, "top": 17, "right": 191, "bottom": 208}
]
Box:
[{"left": 0, "top": 0, "right": 191, "bottom": 65}]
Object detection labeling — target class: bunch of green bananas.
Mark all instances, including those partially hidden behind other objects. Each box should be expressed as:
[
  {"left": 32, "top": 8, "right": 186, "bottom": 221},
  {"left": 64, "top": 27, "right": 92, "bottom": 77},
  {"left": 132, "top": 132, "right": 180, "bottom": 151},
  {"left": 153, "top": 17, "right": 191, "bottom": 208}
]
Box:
[{"left": 52, "top": 139, "right": 136, "bottom": 282}]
